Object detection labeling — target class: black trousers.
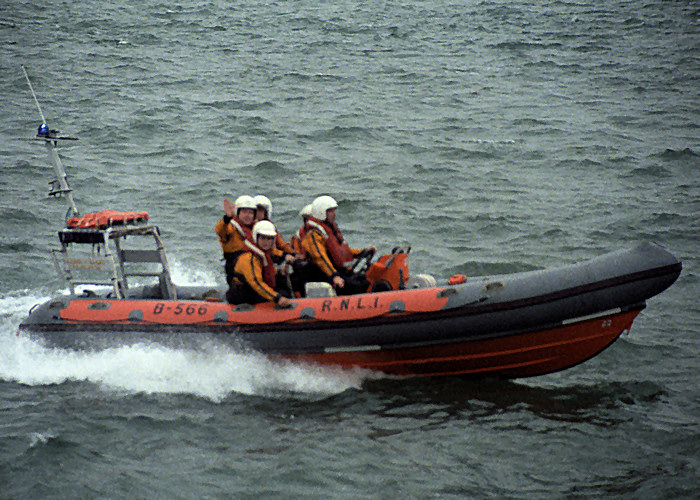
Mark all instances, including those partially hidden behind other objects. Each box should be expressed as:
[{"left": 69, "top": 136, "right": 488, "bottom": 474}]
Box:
[
  {"left": 226, "top": 283, "right": 263, "bottom": 305},
  {"left": 225, "top": 280, "right": 292, "bottom": 305},
  {"left": 337, "top": 271, "right": 370, "bottom": 296},
  {"left": 292, "top": 261, "right": 369, "bottom": 296},
  {"left": 223, "top": 251, "right": 243, "bottom": 286}
]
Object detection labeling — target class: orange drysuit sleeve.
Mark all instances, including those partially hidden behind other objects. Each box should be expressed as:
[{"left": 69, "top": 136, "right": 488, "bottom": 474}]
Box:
[
  {"left": 276, "top": 233, "right": 295, "bottom": 255},
  {"left": 214, "top": 218, "right": 247, "bottom": 253}
]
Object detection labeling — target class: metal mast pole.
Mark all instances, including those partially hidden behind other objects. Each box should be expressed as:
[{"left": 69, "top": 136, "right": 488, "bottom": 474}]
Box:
[{"left": 22, "top": 65, "right": 80, "bottom": 220}]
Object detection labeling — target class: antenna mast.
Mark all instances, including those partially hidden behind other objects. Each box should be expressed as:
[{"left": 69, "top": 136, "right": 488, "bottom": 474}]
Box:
[{"left": 22, "top": 65, "right": 80, "bottom": 220}]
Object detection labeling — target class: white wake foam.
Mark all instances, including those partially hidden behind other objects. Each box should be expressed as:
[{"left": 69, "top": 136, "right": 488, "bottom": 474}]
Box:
[
  {"left": 0, "top": 290, "right": 371, "bottom": 402},
  {"left": 168, "top": 257, "right": 220, "bottom": 287}
]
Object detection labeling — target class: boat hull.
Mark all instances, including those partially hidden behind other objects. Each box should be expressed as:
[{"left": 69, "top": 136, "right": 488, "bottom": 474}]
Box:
[
  {"left": 284, "top": 308, "right": 641, "bottom": 377},
  {"left": 19, "top": 242, "right": 681, "bottom": 379}
]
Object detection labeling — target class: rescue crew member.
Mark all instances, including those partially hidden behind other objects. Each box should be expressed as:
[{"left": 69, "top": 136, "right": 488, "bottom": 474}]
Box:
[
  {"left": 214, "top": 195, "right": 256, "bottom": 285},
  {"left": 253, "top": 194, "right": 296, "bottom": 255},
  {"left": 226, "top": 220, "right": 292, "bottom": 307},
  {"left": 301, "top": 195, "right": 376, "bottom": 295},
  {"left": 252, "top": 194, "right": 297, "bottom": 296}
]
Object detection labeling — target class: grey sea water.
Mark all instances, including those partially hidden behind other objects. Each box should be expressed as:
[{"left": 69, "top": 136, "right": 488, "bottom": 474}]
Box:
[{"left": 1, "top": 0, "right": 698, "bottom": 497}]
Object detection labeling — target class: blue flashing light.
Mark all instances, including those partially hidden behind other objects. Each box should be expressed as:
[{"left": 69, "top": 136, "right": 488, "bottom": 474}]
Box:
[{"left": 37, "top": 123, "right": 49, "bottom": 137}]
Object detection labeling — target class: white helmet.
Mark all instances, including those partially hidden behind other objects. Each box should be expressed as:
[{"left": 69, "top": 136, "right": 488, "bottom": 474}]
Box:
[
  {"left": 252, "top": 220, "right": 277, "bottom": 241},
  {"left": 253, "top": 194, "right": 272, "bottom": 219},
  {"left": 311, "top": 195, "right": 338, "bottom": 220},
  {"left": 234, "top": 195, "right": 256, "bottom": 215},
  {"left": 299, "top": 204, "right": 313, "bottom": 219}
]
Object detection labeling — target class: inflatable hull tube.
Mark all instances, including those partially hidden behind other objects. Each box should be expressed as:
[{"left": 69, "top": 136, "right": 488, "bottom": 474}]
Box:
[{"left": 20, "top": 243, "right": 681, "bottom": 379}]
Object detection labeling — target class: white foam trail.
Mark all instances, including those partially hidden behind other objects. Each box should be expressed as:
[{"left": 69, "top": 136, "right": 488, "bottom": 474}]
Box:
[
  {"left": 0, "top": 290, "right": 51, "bottom": 324},
  {"left": 0, "top": 290, "right": 373, "bottom": 402},
  {"left": 168, "top": 257, "right": 219, "bottom": 287},
  {"left": 1, "top": 333, "right": 367, "bottom": 401}
]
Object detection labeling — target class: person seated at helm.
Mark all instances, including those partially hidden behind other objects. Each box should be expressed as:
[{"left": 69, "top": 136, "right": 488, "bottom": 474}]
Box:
[
  {"left": 301, "top": 195, "right": 376, "bottom": 296},
  {"left": 214, "top": 195, "right": 256, "bottom": 286},
  {"left": 226, "top": 220, "right": 292, "bottom": 307},
  {"left": 253, "top": 194, "right": 296, "bottom": 256}
]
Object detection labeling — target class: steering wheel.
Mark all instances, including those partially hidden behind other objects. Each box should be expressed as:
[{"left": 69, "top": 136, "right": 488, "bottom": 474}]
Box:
[{"left": 350, "top": 247, "right": 376, "bottom": 274}]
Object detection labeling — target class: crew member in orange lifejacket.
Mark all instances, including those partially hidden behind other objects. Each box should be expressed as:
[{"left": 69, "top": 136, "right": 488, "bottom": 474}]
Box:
[
  {"left": 226, "top": 220, "right": 292, "bottom": 307},
  {"left": 252, "top": 194, "right": 298, "bottom": 292},
  {"left": 301, "top": 195, "right": 376, "bottom": 295},
  {"left": 214, "top": 195, "right": 256, "bottom": 285}
]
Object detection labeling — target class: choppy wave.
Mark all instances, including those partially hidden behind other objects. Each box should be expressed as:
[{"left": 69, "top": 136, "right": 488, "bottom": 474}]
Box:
[{"left": 0, "top": 208, "right": 41, "bottom": 224}]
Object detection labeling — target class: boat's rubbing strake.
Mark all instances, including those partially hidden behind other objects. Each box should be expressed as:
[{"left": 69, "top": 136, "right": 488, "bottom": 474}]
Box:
[
  {"left": 321, "top": 306, "right": 630, "bottom": 354},
  {"left": 560, "top": 308, "right": 622, "bottom": 326}
]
